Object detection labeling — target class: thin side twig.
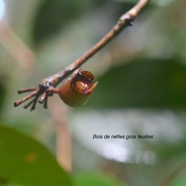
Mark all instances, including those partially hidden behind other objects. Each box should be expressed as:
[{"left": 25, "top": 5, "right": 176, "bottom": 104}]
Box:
[{"left": 14, "top": 0, "right": 149, "bottom": 110}]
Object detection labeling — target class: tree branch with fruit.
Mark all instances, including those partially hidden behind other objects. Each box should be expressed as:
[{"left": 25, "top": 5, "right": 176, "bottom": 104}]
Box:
[{"left": 14, "top": 0, "right": 149, "bottom": 111}]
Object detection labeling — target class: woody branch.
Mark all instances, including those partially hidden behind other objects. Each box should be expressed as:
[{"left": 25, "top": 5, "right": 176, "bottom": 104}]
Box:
[{"left": 14, "top": 0, "right": 149, "bottom": 111}]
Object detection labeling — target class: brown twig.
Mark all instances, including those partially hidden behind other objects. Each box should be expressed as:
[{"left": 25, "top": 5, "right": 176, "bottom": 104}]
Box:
[
  {"left": 49, "top": 97, "right": 71, "bottom": 171},
  {"left": 14, "top": 0, "right": 149, "bottom": 111}
]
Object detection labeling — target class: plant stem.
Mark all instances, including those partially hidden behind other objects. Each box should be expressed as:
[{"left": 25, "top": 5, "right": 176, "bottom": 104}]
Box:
[
  {"left": 14, "top": 0, "right": 149, "bottom": 110},
  {"left": 51, "top": 0, "right": 149, "bottom": 86},
  {"left": 49, "top": 98, "right": 71, "bottom": 171}
]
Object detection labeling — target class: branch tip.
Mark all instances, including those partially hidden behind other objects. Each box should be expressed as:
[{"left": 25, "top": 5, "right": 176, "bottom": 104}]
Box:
[{"left": 14, "top": 0, "right": 149, "bottom": 111}]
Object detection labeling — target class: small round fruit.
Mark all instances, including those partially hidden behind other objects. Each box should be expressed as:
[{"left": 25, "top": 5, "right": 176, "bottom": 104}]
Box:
[{"left": 58, "top": 69, "right": 98, "bottom": 107}]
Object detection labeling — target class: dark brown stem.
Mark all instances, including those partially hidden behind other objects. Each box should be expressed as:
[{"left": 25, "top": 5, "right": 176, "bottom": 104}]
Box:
[
  {"left": 14, "top": 0, "right": 149, "bottom": 110},
  {"left": 24, "top": 98, "right": 36, "bottom": 109},
  {"left": 14, "top": 89, "right": 39, "bottom": 107},
  {"left": 18, "top": 87, "right": 36, "bottom": 94},
  {"left": 44, "top": 96, "right": 48, "bottom": 109}
]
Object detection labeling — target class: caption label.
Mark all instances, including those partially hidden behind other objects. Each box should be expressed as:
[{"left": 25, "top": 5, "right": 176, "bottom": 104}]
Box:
[{"left": 93, "top": 134, "right": 154, "bottom": 140}]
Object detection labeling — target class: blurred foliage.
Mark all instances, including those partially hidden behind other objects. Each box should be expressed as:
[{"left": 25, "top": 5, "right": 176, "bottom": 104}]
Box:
[
  {"left": 33, "top": 0, "right": 106, "bottom": 44},
  {"left": 32, "top": 0, "right": 135, "bottom": 45},
  {"left": 74, "top": 172, "right": 125, "bottom": 186},
  {"left": 0, "top": 124, "right": 124, "bottom": 186},
  {"left": 0, "top": 124, "right": 72, "bottom": 186},
  {"left": 87, "top": 57, "right": 186, "bottom": 109},
  {"left": 0, "top": 0, "right": 186, "bottom": 185},
  {"left": 170, "top": 173, "right": 186, "bottom": 186}
]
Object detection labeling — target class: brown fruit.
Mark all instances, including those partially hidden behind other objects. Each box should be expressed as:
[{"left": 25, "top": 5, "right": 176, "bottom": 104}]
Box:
[{"left": 58, "top": 69, "right": 98, "bottom": 107}]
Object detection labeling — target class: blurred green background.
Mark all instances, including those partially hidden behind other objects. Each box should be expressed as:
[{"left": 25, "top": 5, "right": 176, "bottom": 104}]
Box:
[{"left": 0, "top": 0, "right": 186, "bottom": 185}]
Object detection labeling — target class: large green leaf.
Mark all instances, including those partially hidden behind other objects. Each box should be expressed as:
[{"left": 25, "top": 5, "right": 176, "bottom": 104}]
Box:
[
  {"left": 74, "top": 172, "right": 125, "bottom": 186},
  {"left": 87, "top": 57, "right": 186, "bottom": 109},
  {"left": 0, "top": 124, "right": 72, "bottom": 186}
]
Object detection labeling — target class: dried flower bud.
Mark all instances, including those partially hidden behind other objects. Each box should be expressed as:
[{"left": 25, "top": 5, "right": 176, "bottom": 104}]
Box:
[{"left": 58, "top": 69, "right": 98, "bottom": 107}]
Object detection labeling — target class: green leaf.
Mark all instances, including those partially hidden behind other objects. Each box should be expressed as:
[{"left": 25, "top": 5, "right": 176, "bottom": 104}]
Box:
[
  {"left": 74, "top": 172, "right": 125, "bottom": 186},
  {"left": 0, "top": 124, "right": 72, "bottom": 186},
  {"left": 87, "top": 57, "right": 186, "bottom": 109},
  {"left": 170, "top": 172, "right": 186, "bottom": 186}
]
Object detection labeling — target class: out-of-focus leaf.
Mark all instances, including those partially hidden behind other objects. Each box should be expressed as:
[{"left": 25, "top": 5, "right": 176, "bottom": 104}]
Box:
[
  {"left": 156, "top": 139, "right": 186, "bottom": 161},
  {"left": 0, "top": 124, "right": 72, "bottom": 186},
  {"left": 33, "top": 0, "right": 105, "bottom": 44},
  {"left": 0, "top": 179, "right": 23, "bottom": 186},
  {"left": 169, "top": 171, "right": 186, "bottom": 186},
  {"left": 86, "top": 57, "right": 186, "bottom": 109},
  {"left": 74, "top": 172, "right": 125, "bottom": 186}
]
